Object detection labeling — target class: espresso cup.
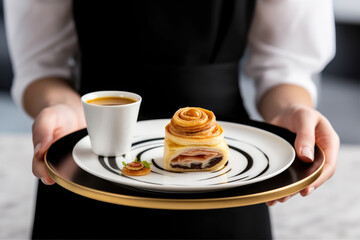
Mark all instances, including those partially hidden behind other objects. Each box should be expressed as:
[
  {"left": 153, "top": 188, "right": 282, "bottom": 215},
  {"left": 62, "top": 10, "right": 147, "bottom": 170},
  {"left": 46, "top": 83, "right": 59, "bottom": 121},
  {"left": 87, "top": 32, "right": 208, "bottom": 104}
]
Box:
[{"left": 81, "top": 91, "right": 141, "bottom": 156}]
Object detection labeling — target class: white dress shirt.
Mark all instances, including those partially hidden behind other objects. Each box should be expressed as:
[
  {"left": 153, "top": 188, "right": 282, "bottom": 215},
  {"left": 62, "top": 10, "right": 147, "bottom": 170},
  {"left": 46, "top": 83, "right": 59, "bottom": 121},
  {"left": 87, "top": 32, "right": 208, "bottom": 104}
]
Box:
[{"left": 4, "top": 0, "right": 335, "bottom": 109}]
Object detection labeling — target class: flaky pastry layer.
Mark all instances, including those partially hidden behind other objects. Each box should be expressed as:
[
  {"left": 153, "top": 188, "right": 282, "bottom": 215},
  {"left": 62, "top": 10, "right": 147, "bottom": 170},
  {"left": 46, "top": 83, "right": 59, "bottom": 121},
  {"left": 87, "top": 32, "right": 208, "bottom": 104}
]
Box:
[{"left": 163, "top": 107, "right": 229, "bottom": 172}]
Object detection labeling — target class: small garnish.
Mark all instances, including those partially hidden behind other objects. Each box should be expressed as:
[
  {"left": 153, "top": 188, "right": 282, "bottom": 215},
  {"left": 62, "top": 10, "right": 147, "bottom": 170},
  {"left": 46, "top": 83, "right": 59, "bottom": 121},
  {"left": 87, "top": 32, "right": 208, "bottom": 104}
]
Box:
[
  {"left": 142, "top": 160, "right": 151, "bottom": 168},
  {"left": 122, "top": 159, "right": 151, "bottom": 176}
]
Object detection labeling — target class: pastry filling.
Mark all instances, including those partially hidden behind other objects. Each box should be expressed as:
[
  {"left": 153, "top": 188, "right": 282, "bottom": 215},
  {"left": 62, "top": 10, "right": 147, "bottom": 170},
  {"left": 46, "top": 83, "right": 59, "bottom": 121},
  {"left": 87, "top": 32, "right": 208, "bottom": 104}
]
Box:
[{"left": 170, "top": 149, "right": 223, "bottom": 169}]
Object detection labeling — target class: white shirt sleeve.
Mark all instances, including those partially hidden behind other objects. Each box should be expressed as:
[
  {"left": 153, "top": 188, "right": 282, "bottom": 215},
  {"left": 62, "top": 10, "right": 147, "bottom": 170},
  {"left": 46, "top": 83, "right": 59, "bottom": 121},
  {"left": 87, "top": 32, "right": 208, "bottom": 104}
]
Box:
[
  {"left": 244, "top": 0, "right": 336, "bottom": 106},
  {"left": 4, "top": 0, "right": 77, "bottom": 108}
]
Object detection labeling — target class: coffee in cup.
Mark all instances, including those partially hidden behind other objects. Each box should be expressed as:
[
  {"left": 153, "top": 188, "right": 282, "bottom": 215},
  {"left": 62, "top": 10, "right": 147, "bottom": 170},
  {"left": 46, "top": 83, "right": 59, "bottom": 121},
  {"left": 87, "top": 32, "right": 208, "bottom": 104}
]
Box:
[{"left": 86, "top": 96, "right": 136, "bottom": 106}]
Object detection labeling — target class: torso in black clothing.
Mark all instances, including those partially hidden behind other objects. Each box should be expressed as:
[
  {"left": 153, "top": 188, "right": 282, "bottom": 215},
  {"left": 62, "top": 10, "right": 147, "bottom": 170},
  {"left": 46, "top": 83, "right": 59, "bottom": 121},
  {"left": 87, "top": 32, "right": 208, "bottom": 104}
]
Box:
[
  {"left": 73, "top": 0, "right": 254, "bottom": 122},
  {"left": 32, "top": 1, "right": 273, "bottom": 239}
]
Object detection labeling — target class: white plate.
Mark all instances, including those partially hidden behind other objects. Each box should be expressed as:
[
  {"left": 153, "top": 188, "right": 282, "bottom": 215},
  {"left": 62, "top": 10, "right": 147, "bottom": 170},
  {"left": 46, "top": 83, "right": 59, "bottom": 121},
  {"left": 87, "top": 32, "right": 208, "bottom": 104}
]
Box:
[{"left": 73, "top": 119, "right": 295, "bottom": 192}]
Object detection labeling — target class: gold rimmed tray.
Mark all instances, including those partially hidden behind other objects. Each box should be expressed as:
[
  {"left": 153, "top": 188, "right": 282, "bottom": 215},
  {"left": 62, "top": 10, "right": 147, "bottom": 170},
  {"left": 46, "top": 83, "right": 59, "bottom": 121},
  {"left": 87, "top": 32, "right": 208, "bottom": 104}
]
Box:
[{"left": 45, "top": 120, "right": 324, "bottom": 210}]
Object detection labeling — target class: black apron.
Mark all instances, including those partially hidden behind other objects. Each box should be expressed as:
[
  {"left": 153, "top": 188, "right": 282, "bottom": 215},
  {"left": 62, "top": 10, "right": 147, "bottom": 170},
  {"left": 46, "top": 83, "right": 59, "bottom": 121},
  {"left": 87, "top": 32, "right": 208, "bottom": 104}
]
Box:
[{"left": 32, "top": 1, "right": 272, "bottom": 239}]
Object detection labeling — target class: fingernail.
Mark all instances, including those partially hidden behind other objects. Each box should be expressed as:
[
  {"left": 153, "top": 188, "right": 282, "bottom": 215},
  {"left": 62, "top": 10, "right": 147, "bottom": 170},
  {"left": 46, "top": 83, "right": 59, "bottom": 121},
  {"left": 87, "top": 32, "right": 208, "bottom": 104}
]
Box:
[
  {"left": 281, "top": 196, "right": 291, "bottom": 203},
  {"left": 267, "top": 201, "right": 277, "bottom": 207},
  {"left": 306, "top": 187, "right": 315, "bottom": 196},
  {"left": 41, "top": 178, "right": 51, "bottom": 185},
  {"left": 301, "top": 147, "right": 314, "bottom": 162},
  {"left": 34, "top": 143, "right": 41, "bottom": 156}
]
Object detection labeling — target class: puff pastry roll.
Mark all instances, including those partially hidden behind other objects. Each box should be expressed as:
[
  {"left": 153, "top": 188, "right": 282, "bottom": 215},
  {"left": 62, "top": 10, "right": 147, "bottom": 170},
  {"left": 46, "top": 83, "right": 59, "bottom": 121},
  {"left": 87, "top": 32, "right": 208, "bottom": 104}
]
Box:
[{"left": 164, "top": 107, "right": 229, "bottom": 172}]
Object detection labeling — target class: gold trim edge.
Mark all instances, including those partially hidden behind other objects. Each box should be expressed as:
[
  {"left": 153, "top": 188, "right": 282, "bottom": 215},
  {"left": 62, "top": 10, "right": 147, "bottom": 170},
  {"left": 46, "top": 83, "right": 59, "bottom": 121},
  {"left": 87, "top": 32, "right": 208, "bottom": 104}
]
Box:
[{"left": 44, "top": 147, "right": 325, "bottom": 210}]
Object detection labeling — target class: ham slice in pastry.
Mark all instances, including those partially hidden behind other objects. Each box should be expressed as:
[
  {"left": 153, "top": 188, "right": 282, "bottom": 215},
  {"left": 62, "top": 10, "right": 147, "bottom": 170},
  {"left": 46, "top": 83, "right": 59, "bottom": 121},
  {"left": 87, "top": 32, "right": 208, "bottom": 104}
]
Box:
[{"left": 164, "top": 107, "right": 229, "bottom": 172}]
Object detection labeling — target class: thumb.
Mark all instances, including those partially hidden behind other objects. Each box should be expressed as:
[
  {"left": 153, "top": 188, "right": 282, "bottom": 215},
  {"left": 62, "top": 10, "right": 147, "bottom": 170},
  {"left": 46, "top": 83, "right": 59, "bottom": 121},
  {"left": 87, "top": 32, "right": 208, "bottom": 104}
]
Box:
[
  {"left": 293, "top": 114, "right": 317, "bottom": 163},
  {"left": 32, "top": 108, "right": 58, "bottom": 184}
]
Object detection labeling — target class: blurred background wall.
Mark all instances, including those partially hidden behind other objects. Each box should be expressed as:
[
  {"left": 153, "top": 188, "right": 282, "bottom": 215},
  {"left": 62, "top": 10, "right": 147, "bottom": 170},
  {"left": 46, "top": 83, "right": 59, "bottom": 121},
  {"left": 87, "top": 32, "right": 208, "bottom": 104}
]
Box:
[
  {"left": 0, "top": 0, "right": 359, "bottom": 239},
  {"left": 0, "top": 1, "right": 12, "bottom": 90}
]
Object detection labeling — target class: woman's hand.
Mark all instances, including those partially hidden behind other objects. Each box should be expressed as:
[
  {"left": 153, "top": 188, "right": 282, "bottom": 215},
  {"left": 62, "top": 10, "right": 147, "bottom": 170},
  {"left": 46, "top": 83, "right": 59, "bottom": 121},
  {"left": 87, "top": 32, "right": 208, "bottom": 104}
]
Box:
[
  {"left": 22, "top": 78, "right": 86, "bottom": 185},
  {"left": 32, "top": 103, "right": 86, "bottom": 185},
  {"left": 265, "top": 104, "right": 340, "bottom": 206}
]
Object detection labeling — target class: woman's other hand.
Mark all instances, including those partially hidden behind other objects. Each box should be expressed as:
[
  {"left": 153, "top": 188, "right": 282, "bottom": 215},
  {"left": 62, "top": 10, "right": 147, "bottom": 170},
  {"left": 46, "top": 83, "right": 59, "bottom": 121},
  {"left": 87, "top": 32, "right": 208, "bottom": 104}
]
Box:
[
  {"left": 265, "top": 104, "right": 340, "bottom": 206},
  {"left": 257, "top": 84, "right": 340, "bottom": 206}
]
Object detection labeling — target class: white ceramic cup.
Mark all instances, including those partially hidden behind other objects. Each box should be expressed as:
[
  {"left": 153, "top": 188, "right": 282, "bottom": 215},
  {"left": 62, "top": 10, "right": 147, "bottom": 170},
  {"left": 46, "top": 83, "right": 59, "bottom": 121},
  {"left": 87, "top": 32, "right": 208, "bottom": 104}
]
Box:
[{"left": 81, "top": 91, "right": 141, "bottom": 156}]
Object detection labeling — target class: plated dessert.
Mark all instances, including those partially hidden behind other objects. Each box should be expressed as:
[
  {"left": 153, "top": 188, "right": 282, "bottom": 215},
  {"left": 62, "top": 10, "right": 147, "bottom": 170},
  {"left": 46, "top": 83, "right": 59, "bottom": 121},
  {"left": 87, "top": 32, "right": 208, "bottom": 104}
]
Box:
[
  {"left": 72, "top": 118, "right": 296, "bottom": 192},
  {"left": 164, "top": 107, "right": 229, "bottom": 172}
]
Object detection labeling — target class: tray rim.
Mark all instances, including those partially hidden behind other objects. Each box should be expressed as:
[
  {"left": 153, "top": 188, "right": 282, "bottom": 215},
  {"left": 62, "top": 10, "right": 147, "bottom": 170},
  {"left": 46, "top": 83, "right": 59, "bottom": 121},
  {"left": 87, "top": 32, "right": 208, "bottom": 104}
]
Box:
[{"left": 44, "top": 124, "right": 325, "bottom": 210}]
